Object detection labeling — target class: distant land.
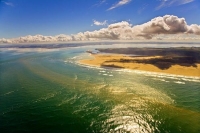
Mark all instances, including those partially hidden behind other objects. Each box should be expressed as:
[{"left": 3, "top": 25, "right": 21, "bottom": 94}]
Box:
[
  {"left": 0, "top": 42, "right": 105, "bottom": 49},
  {"left": 80, "top": 47, "right": 200, "bottom": 77},
  {"left": 96, "top": 47, "right": 200, "bottom": 69},
  {"left": 1, "top": 41, "right": 200, "bottom": 49}
]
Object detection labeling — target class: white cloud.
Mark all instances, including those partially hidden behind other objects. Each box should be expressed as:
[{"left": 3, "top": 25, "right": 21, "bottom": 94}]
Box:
[
  {"left": 138, "top": 4, "right": 148, "bottom": 14},
  {"left": 107, "top": 0, "right": 131, "bottom": 10},
  {"left": 0, "top": 38, "right": 12, "bottom": 43},
  {"left": 74, "top": 21, "right": 135, "bottom": 40},
  {"left": 93, "top": 20, "right": 107, "bottom": 26},
  {"left": 156, "top": 0, "right": 194, "bottom": 10},
  {"left": 2, "top": 1, "right": 14, "bottom": 7},
  {"left": 1, "top": 15, "right": 200, "bottom": 43},
  {"left": 179, "top": 0, "right": 194, "bottom": 5},
  {"left": 131, "top": 15, "right": 200, "bottom": 39},
  {"left": 93, "top": 0, "right": 107, "bottom": 7},
  {"left": 153, "top": 34, "right": 200, "bottom": 40},
  {"left": 187, "top": 24, "right": 200, "bottom": 35}
]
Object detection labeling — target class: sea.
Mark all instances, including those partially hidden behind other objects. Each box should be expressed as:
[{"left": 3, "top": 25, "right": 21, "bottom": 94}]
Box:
[{"left": 0, "top": 42, "right": 200, "bottom": 133}]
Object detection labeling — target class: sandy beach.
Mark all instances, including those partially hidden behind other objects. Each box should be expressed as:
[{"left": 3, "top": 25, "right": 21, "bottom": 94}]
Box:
[{"left": 79, "top": 54, "right": 200, "bottom": 77}]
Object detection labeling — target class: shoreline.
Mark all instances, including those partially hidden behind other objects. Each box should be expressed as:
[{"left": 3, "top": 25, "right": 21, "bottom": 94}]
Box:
[{"left": 79, "top": 54, "right": 200, "bottom": 77}]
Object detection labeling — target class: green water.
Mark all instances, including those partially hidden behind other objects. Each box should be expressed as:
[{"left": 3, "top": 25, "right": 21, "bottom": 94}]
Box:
[{"left": 0, "top": 45, "right": 200, "bottom": 133}]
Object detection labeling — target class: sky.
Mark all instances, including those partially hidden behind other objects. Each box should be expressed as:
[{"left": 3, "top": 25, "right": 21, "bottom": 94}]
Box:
[{"left": 0, "top": 0, "right": 200, "bottom": 43}]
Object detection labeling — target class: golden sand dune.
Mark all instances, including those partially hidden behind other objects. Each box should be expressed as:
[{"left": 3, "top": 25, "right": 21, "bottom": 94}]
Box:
[{"left": 79, "top": 54, "right": 200, "bottom": 77}]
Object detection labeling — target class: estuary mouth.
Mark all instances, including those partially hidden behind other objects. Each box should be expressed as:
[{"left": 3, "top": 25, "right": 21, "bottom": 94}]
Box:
[{"left": 1, "top": 45, "right": 200, "bottom": 132}]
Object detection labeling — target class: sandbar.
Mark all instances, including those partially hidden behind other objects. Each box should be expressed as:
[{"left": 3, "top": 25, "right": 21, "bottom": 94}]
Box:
[{"left": 79, "top": 54, "right": 200, "bottom": 77}]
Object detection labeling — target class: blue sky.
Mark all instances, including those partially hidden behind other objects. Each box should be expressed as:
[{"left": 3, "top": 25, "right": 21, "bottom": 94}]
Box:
[{"left": 0, "top": 0, "right": 200, "bottom": 39}]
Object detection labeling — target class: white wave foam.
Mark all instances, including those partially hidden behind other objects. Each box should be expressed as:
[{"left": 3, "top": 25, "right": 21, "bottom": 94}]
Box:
[
  {"left": 75, "top": 62, "right": 100, "bottom": 70},
  {"left": 1, "top": 90, "right": 15, "bottom": 96},
  {"left": 116, "top": 69, "right": 200, "bottom": 83},
  {"left": 174, "top": 81, "right": 185, "bottom": 84},
  {"left": 152, "top": 78, "right": 169, "bottom": 82},
  {"left": 32, "top": 92, "right": 58, "bottom": 103},
  {"left": 71, "top": 56, "right": 78, "bottom": 59},
  {"left": 74, "top": 74, "right": 78, "bottom": 80}
]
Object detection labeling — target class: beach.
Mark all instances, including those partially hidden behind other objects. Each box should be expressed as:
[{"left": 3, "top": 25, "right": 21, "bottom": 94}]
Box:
[{"left": 79, "top": 54, "right": 200, "bottom": 77}]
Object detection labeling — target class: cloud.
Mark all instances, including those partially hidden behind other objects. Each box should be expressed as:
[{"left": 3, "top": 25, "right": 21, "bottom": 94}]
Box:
[
  {"left": 2, "top": 1, "right": 14, "bottom": 7},
  {"left": 138, "top": 4, "right": 148, "bottom": 14},
  {"left": 178, "top": 0, "right": 195, "bottom": 5},
  {"left": 153, "top": 33, "right": 200, "bottom": 40},
  {"left": 93, "top": 20, "right": 107, "bottom": 26},
  {"left": 0, "top": 34, "right": 72, "bottom": 43},
  {"left": 133, "top": 15, "right": 187, "bottom": 38},
  {"left": 132, "top": 15, "right": 200, "bottom": 39},
  {"left": 1, "top": 15, "right": 200, "bottom": 43},
  {"left": 107, "top": 0, "right": 131, "bottom": 11},
  {"left": 0, "top": 38, "right": 12, "bottom": 43},
  {"left": 85, "top": 21, "right": 133, "bottom": 40},
  {"left": 156, "top": 0, "right": 195, "bottom": 10},
  {"left": 93, "top": 0, "right": 107, "bottom": 7}
]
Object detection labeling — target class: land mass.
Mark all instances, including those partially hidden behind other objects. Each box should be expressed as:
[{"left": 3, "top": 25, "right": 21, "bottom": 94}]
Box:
[{"left": 79, "top": 47, "right": 200, "bottom": 77}]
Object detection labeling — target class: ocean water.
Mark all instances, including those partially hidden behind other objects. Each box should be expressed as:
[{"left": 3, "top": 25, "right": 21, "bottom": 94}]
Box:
[{"left": 0, "top": 44, "right": 200, "bottom": 133}]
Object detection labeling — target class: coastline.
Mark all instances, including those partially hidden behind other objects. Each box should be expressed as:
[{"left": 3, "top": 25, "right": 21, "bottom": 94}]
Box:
[{"left": 79, "top": 54, "right": 200, "bottom": 77}]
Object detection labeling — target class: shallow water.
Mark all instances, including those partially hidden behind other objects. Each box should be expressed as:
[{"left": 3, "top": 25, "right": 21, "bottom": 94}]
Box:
[{"left": 0, "top": 44, "right": 200, "bottom": 132}]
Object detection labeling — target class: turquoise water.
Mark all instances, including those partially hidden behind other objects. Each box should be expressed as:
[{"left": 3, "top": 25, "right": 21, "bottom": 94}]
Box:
[{"left": 0, "top": 44, "right": 200, "bottom": 132}]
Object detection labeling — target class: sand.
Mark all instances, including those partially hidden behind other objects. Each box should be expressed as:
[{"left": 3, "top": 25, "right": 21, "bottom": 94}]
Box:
[{"left": 79, "top": 54, "right": 200, "bottom": 77}]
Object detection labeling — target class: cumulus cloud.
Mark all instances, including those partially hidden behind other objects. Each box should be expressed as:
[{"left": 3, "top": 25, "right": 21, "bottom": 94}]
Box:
[
  {"left": 153, "top": 34, "right": 200, "bottom": 40},
  {"left": 107, "top": 0, "right": 131, "bottom": 10},
  {"left": 156, "top": 0, "right": 195, "bottom": 10},
  {"left": 132, "top": 15, "right": 200, "bottom": 39},
  {"left": 77, "top": 21, "right": 135, "bottom": 40},
  {"left": 1, "top": 15, "right": 200, "bottom": 43},
  {"left": 0, "top": 34, "right": 72, "bottom": 44},
  {"left": 93, "top": 20, "right": 107, "bottom": 26},
  {"left": 187, "top": 24, "right": 200, "bottom": 35},
  {"left": 132, "top": 15, "right": 187, "bottom": 38},
  {"left": 0, "top": 38, "right": 12, "bottom": 43}
]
